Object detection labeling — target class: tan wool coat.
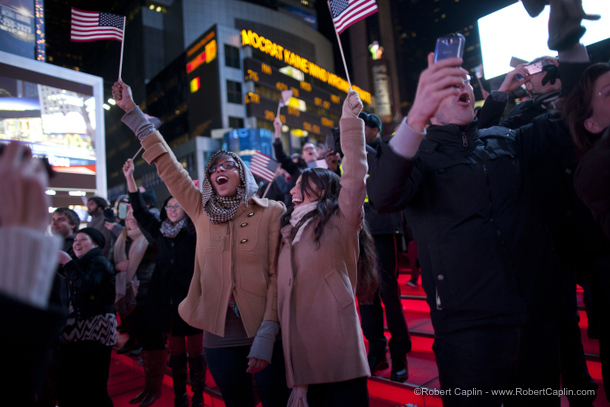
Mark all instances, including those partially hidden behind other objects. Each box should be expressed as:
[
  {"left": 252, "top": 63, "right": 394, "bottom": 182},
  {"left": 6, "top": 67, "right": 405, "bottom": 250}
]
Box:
[
  {"left": 141, "top": 132, "right": 285, "bottom": 338},
  {"left": 277, "top": 116, "right": 371, "bottom": 387}
]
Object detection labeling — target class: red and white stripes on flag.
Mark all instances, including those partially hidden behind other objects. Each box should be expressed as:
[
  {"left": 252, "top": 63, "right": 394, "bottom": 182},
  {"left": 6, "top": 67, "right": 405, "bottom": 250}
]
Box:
[
  {"left": 329, "top": 0, "right": 378, "bottom": 35},
  {"left": 250, "top": 152, "right": 280, "bottom": 183},
  {"left": 71, "top": 7, "right": 125, "bottom": 42}
]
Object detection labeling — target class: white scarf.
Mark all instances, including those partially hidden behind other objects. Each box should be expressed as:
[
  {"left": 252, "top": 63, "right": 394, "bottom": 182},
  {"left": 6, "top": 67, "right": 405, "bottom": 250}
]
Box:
[{"left": 288, "top": 202, "right": 318, "bottom": 245}]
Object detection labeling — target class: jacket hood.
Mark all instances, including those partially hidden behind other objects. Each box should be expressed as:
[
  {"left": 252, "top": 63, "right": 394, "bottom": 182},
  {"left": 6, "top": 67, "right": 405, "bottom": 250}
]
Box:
[{"left": 201, "top": 150, "right": 258, "bottom": 207}]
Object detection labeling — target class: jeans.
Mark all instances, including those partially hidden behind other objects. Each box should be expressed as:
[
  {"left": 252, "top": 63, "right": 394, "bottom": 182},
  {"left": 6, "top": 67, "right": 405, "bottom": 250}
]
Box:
[
  {"left": 204, "top": 340, "right": 290, "bottom": 407},
  {"left": 433, "top": 319, "right": 560, "bottom": 407}
]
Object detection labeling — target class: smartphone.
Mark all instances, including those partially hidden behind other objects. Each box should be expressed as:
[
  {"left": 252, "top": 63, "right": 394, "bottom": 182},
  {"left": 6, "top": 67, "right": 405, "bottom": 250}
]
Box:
[
  {"left": 434, "top": 34, "right": 465, "bottom": 62},
  {"left": 523, "top": 60, "right": 552, "bottom": 75},
  {"left": 118, "top": 203, "right": 129, "bottom": 219},
  {"left": 326, "top": 134, "right": 335, "bottom": 151}
]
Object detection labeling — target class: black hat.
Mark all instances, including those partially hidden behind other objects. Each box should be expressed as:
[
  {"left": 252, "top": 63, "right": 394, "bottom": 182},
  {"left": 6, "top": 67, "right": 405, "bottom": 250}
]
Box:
[
  {"left": 141, "top": 190, "right": 157, "bottom": 208},
  {"left": 76, "top": 227, "right": 106, "bottom": 248},
  {"left": 358, "top": 112, "right": 382, "bottom": 134}
]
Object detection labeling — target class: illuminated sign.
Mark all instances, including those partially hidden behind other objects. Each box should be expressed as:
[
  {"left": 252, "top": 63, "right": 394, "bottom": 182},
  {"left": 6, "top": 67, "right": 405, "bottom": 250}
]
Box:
[
  {"left": 244, "top": 58, "right": 341, "bottom": 114},
  {"left": 187, "top": 39, "right": 217, "bottom": 73},
  {"left": 241, "top": 29, "right": 371, "bottom": 105}
]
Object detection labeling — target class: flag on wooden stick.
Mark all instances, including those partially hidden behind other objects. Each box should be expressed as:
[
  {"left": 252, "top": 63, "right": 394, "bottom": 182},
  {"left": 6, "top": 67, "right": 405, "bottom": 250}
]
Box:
[
  {"left": 276, "top": 89, "right": 293, "bottom": 118},
  {"left": 329, "top": 0, "right": 378, "bottom": 35},
  {"left": 70, "top": 8, "right": 125, "bottom": 42},
  {"left": 250, "top": 152, "right": 280, "bottom": 183}
]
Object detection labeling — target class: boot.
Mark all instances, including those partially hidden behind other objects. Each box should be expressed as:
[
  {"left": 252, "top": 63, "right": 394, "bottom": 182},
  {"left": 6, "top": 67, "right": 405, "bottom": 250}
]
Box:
[
  {"left": 188, "top": 355, "right": 207, "bottom": 407},
  {"left": 139, "top": 349, "right": 168, "bottom": 407},
  {"left": 547, "top": 0, "right": 600, "bottom": 50},
  {"left": 170, "top": 354, "right": 188, "bottom": 407},
  {"left": 129, "top": 351, "right": 153, "bottom": 404},
  {"left": 521, "top": 0, "right": 549, "bottom": 17}
]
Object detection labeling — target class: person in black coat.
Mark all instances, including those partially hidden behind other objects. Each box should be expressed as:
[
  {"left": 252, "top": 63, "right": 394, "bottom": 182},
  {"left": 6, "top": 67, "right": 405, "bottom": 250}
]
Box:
[
  {"left": 123, "top": 159, "right": 205, "bottom": 407},
  {"left": 57, "top": 227, "right": 116, "bottom": 407}
]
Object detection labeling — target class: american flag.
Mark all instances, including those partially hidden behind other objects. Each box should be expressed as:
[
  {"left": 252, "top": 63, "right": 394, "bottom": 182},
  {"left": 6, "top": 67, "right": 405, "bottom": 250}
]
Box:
[
  {"left": 250, "top": 152, "right": 280, "bottom": 183},
  {"left": 71, "top": 7, "right": 125, "bottom": 42},
  {"left": 329, "top": 0, "right": 378, "bottom": 35}
]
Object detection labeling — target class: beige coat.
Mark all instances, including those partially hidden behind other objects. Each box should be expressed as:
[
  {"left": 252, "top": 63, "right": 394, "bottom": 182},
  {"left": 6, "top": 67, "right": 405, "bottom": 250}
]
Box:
[
  {"left": 141, "top": 132, "right": 284, "bottom": 338},
  {"left": 277, "top": 117, "right": 370, "bottom": 387}
]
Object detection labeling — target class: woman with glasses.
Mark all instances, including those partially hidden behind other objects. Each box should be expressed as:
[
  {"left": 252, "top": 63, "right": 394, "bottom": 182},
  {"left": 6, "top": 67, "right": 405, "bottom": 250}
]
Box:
[
  {"left": 113, "top": 79, "right": 289, "bottom": 407},
  {"left": 122, "top": 160, "right": 203, "bottom": 407}
]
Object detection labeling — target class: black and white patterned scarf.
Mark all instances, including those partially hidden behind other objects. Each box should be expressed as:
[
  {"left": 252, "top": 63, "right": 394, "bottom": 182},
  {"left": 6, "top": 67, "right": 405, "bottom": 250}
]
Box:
[
  {"left": 160, "top": 217, "right": 187, "bottom": 238},
  {"left": 201, "top": 150, "right": 258, "bottom": 224}
]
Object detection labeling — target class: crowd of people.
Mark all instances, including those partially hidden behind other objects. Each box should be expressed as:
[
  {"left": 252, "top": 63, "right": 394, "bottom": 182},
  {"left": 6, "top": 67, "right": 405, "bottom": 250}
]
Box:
[{"left": 1, "top": 1, "right": 609, "bottom": 406}]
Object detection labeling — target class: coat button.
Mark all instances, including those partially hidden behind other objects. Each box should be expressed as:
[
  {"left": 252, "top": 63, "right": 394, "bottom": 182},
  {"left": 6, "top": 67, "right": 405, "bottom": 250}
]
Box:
[
  {"left": 565, "top": 168, "right": 572, "bottom": 174},
  {"left": 90, "top": 295, "right": 95, "bottom": 300},
  {"left": 437, "top": 275, "right": 444, "bottom": 281},
  {"left": 240, "top": 222, "right": 248, "bottom": 227},
  {"left": 247, "top": 212, "right": 255, "bottom": 217},
  {"left": 240, "top": 239, "right": 248, "bottom": 243},
  {"left": 171, "top": 259, "right": 174, "bottom": 264}
]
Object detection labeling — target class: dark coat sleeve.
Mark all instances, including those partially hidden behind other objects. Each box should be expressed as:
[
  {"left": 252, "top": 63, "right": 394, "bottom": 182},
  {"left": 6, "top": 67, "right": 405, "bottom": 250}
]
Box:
[
  {"left": 129, "top": 191, "right": 162, "bottom": 241},
  {"left": 273, "top": 139, "right": 300, "bottom": 179},
  {"left": 477, "top": 93, "right": 508, "bottom": 129},
  {"left": 367, "top": 140, "right": 420, "bottom": 214}
]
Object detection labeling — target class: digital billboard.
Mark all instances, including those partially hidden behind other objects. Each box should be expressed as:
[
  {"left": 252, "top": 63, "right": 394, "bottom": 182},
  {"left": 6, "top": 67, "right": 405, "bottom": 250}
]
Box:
[
  {"left": 478, "top": 0, "right": 609, "bottom": 79},
  {"left": 0, "top": 0, "right": 36, "bottom": 59},
  {"left": 0, "top": 50, "right": 106, "bottom": 205}
]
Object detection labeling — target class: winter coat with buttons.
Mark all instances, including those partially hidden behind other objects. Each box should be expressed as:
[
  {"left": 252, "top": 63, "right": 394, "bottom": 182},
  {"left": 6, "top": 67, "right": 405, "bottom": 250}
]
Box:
[{"left": 140, "top": 131, "right": 285, "bottom": 338}]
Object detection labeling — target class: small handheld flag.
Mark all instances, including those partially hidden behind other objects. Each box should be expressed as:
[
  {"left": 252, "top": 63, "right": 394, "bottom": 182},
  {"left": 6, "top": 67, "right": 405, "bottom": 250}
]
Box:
[
  {"left": 70, "top": 8, "right": 125, "bottom": 42},
  {"left": 329, "top": 0, "right": 378, "bottom": 35},
  {"left": 328, "top": 0, "right": 378, "bottom": 86},
  {"left": 276, "top": 90, "right": 293, "bottom": 118},
  {"left": 250, "top": 152, "right": 280, "bottom": 184}
]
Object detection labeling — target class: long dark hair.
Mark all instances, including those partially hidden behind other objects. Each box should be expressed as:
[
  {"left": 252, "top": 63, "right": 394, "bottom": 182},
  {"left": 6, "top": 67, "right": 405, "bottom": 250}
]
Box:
[
  {"left": 280, "top": 168, "right": 379, "bottom": 302},
  {"left": 563, "top": 63, "right": 610, "bottom": 156},
  {"left": 280, "top": 168, "right": 341, "bottom": 243}
]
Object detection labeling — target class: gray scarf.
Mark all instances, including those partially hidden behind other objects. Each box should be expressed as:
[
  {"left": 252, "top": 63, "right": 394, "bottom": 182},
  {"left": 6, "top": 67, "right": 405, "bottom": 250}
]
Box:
[{"left": 159, "top": 217, "right": 186, "bottom": 238}]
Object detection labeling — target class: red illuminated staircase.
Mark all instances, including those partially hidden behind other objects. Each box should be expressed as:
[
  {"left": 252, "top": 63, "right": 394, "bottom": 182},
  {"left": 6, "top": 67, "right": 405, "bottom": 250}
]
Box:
[{"left": 109, "top": 254, "right": 605, "bottom": 407}]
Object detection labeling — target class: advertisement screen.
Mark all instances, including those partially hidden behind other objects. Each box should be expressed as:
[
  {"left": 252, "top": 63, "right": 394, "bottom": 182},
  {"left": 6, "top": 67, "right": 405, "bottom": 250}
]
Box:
[
  {"left": 478, "top": 0, "right": 609, "bottom": 79},
  {"left": 0, "top": 71, "right": 97, "bottom": 174}
]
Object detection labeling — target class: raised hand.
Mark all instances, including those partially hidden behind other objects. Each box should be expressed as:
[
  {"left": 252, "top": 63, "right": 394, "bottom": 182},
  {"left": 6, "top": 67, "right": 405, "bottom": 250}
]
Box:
[
  {"left": 111, "top": 79, "right": 137, "bottom": 112},
  {"left": 407, "top": 53, "right": 470, "bottom": 132},
  {"left": 273, "top": 117, "right": 282, "bottom": 139},
  {"left": 342, "top": 89, "right": 363, "bottom": 118},
  {"left": 498, "top": 64, "right": 531, "bottom": 94},
  {"left": 0, "top": 142, "right": 50, "bottom": 232},
  {"left": 123, "top": 158, "right": 138, "bottom": 193}
]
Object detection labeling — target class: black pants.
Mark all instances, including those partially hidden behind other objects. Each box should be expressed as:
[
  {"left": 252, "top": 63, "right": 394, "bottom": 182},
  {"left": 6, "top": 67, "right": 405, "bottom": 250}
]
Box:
[
  {"left": 360, "top": 234, "right": 411, "bottom": 361},
  {"left": 58, "top": 340, "right": 113, "bottom": 407},
  {"left": 307, "top": 376, "right": 369, "bottom": 407},
  {"left": 433, "top": 319, "right": 560, "bottom": 407}
]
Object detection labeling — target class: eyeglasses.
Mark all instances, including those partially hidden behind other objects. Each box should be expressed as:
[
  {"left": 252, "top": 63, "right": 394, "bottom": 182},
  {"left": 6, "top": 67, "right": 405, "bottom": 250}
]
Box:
[
  {"left": 208, "top": 161, "right": 237, "bottom": 173},
  {"left": 165, "top": 204, "right": 182, "bottom": 211}
]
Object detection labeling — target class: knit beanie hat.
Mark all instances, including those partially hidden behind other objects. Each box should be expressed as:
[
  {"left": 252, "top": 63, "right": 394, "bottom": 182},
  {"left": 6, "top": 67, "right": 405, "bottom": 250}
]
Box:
[{"left": 76, "top": 227, "right": 106, "bottom": 248}]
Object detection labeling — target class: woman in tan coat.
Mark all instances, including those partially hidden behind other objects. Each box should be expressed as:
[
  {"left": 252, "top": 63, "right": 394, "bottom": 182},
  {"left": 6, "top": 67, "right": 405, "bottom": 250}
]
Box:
[
  {"left": 112, "top": 80, "right": 289, "bottom": 407},
  {"left": 277, "top": 90, "right": 374, "bottom": 406}
]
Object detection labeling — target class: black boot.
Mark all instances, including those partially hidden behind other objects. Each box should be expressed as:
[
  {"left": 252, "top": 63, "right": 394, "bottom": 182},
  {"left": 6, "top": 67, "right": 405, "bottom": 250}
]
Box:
[
  {"left": 188, "top": 355, "right": 207, "bottom": 407},
  {"left": 548, "top": 0, "right": 600, "bottom": 50},
  {"left": 521, "top": 0, "right": 549, "bottom": 17},
  {"left": 170, "top": 354, "right": 188, "bottom": 407},
  {"left": 139, "top": 349, "right": 167, "bottom": 407},
  {"left": 129, "top": 351, "right": 152, "bottom": 404},
  {"left": 390, "top": 356, "right": 409, "bottom": 383}
]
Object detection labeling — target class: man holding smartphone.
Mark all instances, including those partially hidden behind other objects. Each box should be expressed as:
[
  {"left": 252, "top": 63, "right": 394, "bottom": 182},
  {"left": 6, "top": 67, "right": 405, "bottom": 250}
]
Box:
[{"left": 367, "top": 53, "right": 565, "bottom": 406}]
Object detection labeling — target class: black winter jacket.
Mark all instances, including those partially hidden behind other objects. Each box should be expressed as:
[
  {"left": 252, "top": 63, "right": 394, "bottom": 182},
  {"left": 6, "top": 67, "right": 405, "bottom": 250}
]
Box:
[
  {"left": 368, "top": 120, "right": 563, "bottom": 333},
  {"left": 64, "top": 247, "right": 116, "bottom": 320},
  {"left": 130, "top": 192, "right": 201, "bottom": 336}
]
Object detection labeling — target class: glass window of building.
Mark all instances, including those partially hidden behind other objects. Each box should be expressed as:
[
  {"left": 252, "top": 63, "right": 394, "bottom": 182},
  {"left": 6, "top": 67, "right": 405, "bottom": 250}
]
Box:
[
  {"left": 227, "top": 80, "right": 243, "bottom": 104},
  {"left": 225, "top": 45, "right": 240, "bottom": 69},
  {"left": 228, "top": 116, "right": 244, "bottom": 128}
]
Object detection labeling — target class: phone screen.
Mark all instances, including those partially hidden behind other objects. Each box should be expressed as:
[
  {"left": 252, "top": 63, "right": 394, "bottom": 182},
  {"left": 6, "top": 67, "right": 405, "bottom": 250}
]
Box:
[{"left": 119, "top": 203, "right": 128, "bottom": 219}]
